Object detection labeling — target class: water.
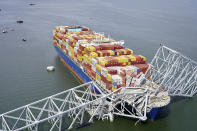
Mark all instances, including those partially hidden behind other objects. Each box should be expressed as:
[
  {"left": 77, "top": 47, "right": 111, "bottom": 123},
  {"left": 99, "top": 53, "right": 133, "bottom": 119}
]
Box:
[{"left": 0, "top": 0, "right": 197, "bottom": 130}]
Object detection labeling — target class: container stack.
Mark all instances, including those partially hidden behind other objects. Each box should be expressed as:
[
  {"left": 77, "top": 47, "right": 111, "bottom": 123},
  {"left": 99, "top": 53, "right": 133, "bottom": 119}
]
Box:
[{"left": 53, "top": 25, "right": 149, "bottom": 92}]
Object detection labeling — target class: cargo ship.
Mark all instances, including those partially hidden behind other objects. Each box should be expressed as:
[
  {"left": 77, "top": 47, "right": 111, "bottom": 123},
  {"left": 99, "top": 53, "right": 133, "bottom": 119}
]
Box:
[{"left": 53, "top": 25, "right": 170, "bottom": 121}]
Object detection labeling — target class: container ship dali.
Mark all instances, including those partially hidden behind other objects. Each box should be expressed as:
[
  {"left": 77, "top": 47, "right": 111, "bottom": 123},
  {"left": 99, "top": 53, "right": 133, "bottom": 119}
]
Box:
[{"left": 53, "top": 25, "right": 170, "bottom": 121}]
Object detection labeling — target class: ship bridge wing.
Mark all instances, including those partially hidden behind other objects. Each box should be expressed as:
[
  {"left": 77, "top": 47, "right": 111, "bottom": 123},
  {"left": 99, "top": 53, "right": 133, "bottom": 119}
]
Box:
[{"left": 145, "top": 45, "right": 197, "bottom": 97}]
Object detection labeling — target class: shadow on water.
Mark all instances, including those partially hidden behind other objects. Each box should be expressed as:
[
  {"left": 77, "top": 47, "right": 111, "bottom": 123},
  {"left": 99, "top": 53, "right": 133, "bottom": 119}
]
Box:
[
  {"left": 155, "top": 95, "right": 196, "bottom": 121},
  {"left": 54, "top": 55, "right": 74, "bottom": 78},
  {"left": 170, "top": 96, "right": 192, "bottom": 104},
  {"left": 54, "top": 56, "right": 65, "bottom": 70},
  {"left": 54, "top": 55, "right": 81, "bottom": 86},
  {"left": 154, "top": 106, "right": 170, "bottom": 121},
  {"left": 154, "top": 95, "right": 195, "bottom": 121}
]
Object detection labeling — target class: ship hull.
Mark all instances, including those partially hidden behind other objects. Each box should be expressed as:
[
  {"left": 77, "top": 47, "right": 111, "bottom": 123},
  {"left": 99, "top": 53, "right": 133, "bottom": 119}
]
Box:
[
  {"left": 54, "top": 45, "right": 101, "bottom": 94},
  {"left": 54, "top": 45, "right": 163, "bottom": 120}
]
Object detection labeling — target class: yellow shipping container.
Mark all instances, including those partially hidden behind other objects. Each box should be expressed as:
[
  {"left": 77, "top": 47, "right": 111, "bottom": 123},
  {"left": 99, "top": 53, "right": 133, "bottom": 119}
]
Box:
[
  {"left": 111, "top": 87, "right": 116, "bottom": 92},
  {"left": 96, "top": 73, "right": 101, "bottom": 82},
  {"left": 57, "top": 33, "right": 62, "bottom": 38},
  {"left": 106, "top": 73, "right": 112, "bottom": 81},
  {"left": 87, "top": 46, "right": 96, "bottom": 52},
  {"left": 96, "top": 64, "right": 102, "bottom": 73},
  {"left": 126, "top": 48, "right": 134, "bottom": 54},
  {"left": 71, "top": 52, "right": 74, "bottom": 58},
  {"left": 55, "top": 27, "right": 60, "bottom": 32},
  {"left": 53, "top": 40, "right": 57, "bottom": 44},
  {"left": 139, "top": 55, "right": 146, "bottom": 61},
  {"left": 82, "top": 51, "right": 86, "bottom": 54},
  {"left": 68, "top": 45, "right": 74, "bottom": 51},
  {"left": 107, "top": 50, "right": 115, "bottom": 56},
  {"left": 87, "top": 58, "right": 92, "bottom": 65},
  {"left": 57, "top": 43, "right": 61, "bottom": 49},
  {"left": 65, "top": 32, "right": 71, "bottom": 38},
  {"left": 127, "top": 55, "right": 136, "bottom": 61},
  {"left": 69, "top": 37, "right": 74, "bottom": 42},
  {"left": 116, "top": 52, "right": 120, "bottom": 56},
  {"left": 122, "top": 62, "right": 127, "bottom": 66},
  {"left": 83, "top": 41, "right": 89, "bottom": 44},
  {"left": 90, "top": 52, "right": 98, "bottom": 58},
  {"left": 117, "top": 56, "right": 128, "bottom": 63},
  {"left": 83, "top": 54, "right": 91, "bottom": 65},
  {"left": 117, "top": 57, "right": 121, "bottom": 63},
  {"left": 54, "top": 35, "right": 60, "bottom": 41},
  {"left": 97, "top": 51, "right": 103, "bottom": 57},
  {"left": 83, "top": 54, "right": 89, "bottom": 62},
  {"left": 99, "top": 59, "right": 108, "bottom": 66},
  {"left": 122, "top": 56, "right": 129, "bottom": 62},
  {"left": 77, "top": 55, "right": 83, "bottom": 62}
]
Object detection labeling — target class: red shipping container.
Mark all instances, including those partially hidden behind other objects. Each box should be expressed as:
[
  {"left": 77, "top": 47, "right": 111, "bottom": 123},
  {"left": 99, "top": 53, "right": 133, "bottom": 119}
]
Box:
[
  {"left": 73, "top": 36, "right": 82, "bottom": 41},
  {"left": 107, "top": 68, "right": 117, "bottom": 75},
  {"left": 74, "top": 52, "right": 77, "bottom": 58},
  {"left": 126, "top": 71, "right": 136, "bottom": 77},
  {"left": 106, "top": 83, "right": 112, "bottom": 90},
  {"left": 53, "top": 40, "right": 57, "bottom": 45},
  {"left": 132, "top": 54, "right": 143, "bottom": 61},
  {"left": 135, "top": 62, "right": 149, "bottom": 74},
  {"left": 77, "top": 49, "right": 83, "bottom": 55},
  {"left": 93, "top": 45, "right": 101, "bottom": 51},
  {"left": 114, "top": 44, "right": 123, "bottom": 49},
  {"left": 91, "top": 71, "right": 96, "bottom": 80},
  {"left": 125, "top": 48, "right": 132, "bottom": 55},
  {"left": 82, "top": 27, "right": 89, "bottom": 31},
  {"left": 61, "top": 45, "right": 66, "bottom": 50},
  {"left": 79, "top": 44, "right": 85, "bottom": 51},
  {"left": 99, "top": 44, "right": 114, "bottom": 50},
  {"left": 65, "top": 49, "right": 68, "bottom": 55}
]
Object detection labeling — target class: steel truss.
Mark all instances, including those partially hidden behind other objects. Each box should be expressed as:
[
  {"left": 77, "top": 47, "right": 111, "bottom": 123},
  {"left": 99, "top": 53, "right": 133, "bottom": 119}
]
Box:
[
  {"left": 0, "top": 82, "right": 149, "bottom": 131},
  {"left": 145, "top": 45, "right": 197, "bottom": 97},
  {"left": 111, "top": 87, "right": 149, "bottom": 121}
]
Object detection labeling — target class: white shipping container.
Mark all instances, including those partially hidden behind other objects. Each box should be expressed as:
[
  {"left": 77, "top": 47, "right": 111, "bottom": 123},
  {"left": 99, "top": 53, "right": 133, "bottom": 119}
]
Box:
[
  {"left": 60, "top": 27, "right": 65, "bottom": 33},
  {"left": 74, "top": 47, "right": 78, "bottom": 53},
  {"left": 126, "top": 65, "right": 138, "bottom": 75},
  {"left": 59, "top": 40, "right": 62, "bottom": 44},
  {"left": 112, "top": 75, "right": 122, "bottom": 86},
  {"left": 101, "top": 68, "right": 107, "bottom": 77},
  {"left": 91, "top": 65, "right": 96, "bottom": 72},
  {"left": 76, "top": 42, "right": 80, "bottom": 48},
  {"left": 118, "top": 77, "right": 123, "bottom": 85},
  {"left": 66, "top": 44, "right": 69, "bottom": 50},
  {"left": 74, "top": 57, "right": 78, "bottom": 63},
  {"left": 92, "top": 58, "right": 98, "bottom": 66}
]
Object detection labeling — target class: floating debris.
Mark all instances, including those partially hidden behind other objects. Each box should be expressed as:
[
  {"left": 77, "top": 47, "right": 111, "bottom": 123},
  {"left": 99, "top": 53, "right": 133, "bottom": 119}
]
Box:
[
  {"left": 47, "top": 66, "right": 55, "bottom": 72},
  {"left": 22, "top": 38, "right": 27, "bottom": 42},
  {"left": 10, "top": 28, "right": 14, "bottom": 31},
  {"left": 17, "top": 20, "right": 23, "bottom": 24},
  {"left": 29, "top": 4, "right": 36, "bottom": 6},
  {"left": 2, "top": 30, "right": 8, "bottom": 33},
  {"left": 76, "top": 122, "right": 91, "bottom": 129},
  {"left": 0, "top": 9, "right": 1, "bottom": 11}
]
